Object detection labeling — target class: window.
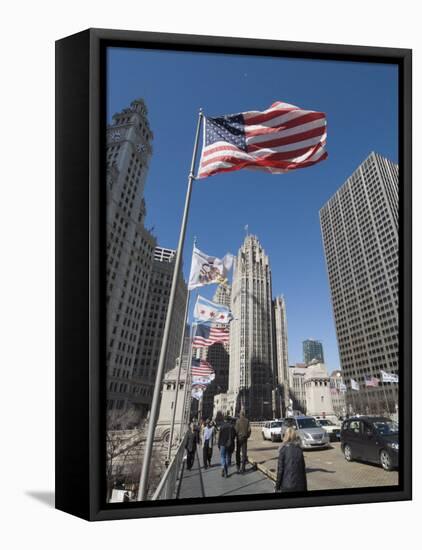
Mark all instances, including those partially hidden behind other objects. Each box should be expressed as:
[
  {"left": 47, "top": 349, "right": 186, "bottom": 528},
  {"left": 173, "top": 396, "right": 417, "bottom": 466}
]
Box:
[{"left": 348, "top": 420, "right": 360, "bottom": 433}]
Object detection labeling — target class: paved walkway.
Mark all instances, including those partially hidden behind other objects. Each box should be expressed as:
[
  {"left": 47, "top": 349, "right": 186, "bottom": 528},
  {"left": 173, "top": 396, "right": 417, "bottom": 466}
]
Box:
[{"left": 177, "top": 442, "right": 275, "bottom": 499}]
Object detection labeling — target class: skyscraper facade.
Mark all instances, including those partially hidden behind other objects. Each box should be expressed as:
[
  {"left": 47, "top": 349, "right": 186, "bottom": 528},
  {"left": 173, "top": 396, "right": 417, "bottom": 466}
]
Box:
[
  {"left": 106, "top": 99, "right": 156, "bottom": 420},
  {"left": 131, "top": 246, "right": 187, "bottom": 419},
  {"left": 303, "top": 339, "right": 325, "bottom": 364},
  {"left": 320, "top": 152, "right": 399, "bottom": 413},
  {"left": 229, "top": 235, "right": 275, "bottom": 419},
  {"left": 106, "top": 99, "right": 187, "bottom": 427},
  {"left": 273, "top": 295, "right": 289, "bottom": 414}
]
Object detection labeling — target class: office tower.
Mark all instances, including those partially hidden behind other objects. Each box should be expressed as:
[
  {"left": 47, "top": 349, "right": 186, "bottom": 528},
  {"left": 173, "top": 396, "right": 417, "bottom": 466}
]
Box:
[
  {"left": 303, "top": 339, "right": 325, "bottom": 364},
  {"left": 132, "top": 246, "right": 187, "bottom": 420},
  {"left": 229, "top": 235, "right": 275, "bottom": 419},
  {"left": 320, "top": 152, "right": 399, "bottom": 413}
]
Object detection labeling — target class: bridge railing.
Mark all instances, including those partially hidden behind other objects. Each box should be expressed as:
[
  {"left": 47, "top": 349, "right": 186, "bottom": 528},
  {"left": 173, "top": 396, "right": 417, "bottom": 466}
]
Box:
[{"left": 151, "top": 433, "right": 187, "bottom": 500}]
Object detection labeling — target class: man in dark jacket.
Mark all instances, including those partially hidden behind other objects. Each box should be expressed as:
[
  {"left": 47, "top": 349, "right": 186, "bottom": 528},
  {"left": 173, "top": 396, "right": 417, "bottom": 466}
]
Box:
[
  {"left": 235, "top": 411, "right": 251, "bottom": 473},
  {"left": 218, "top": 415, "right": 236, "bottom": 477},
  {"left": 275, "top": 427, "right": 307, "bottom": 492},
  {"left": 185, "top": 423, "right": 197, "bottom": 471}
]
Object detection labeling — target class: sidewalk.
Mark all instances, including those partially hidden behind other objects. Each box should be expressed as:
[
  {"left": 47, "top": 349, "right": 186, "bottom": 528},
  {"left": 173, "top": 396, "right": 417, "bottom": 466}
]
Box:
[{"left": 177, "top": 443, "right": 275, "bottom": 499}]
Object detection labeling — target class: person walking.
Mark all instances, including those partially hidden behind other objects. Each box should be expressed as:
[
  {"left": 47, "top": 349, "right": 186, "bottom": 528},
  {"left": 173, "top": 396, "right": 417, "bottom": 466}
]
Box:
[
  {"left": 275, "top": 427, "right": 307, "bottom": 493},
  {"left": 235, "top": 410, "right": 251, "bottom": 473},
  {"left": 185, "top": 423, "right": 197, "bottom": 471},
  {"left": 202, "top": 420, "right": 214, "bottom": 469},
  {"left": 191, "top": 417, "right": 201, "bottom": 445},
  {"left": 217, "top": 415, "right": 236, "bottom": 478}
]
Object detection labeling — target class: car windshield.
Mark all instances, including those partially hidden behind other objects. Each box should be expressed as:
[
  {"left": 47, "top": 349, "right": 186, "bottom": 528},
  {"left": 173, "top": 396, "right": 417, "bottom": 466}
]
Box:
[
  {"left": 271, "top": 422, "right": 282, "bottom": 428},
  {"left": 318, "top": 420, "right": 333, "bottom": 426},
  {"left": 373, "top": 421, "right": 399, "bottom": 435},
  {"left": 297, "top": 418, "right": 318, "bottom": 429}
]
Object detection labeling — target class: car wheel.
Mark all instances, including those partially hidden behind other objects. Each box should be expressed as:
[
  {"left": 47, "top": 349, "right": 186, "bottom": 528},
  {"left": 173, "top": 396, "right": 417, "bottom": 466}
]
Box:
[
  {"left": 380, "top": 449, "right": 393, "bottom": 471},
  {"left": 344, "top": 444, "right": 353, "bottom": 462},
  {"left": 262, "top": 433, "right": 266, "bottom": 440}
]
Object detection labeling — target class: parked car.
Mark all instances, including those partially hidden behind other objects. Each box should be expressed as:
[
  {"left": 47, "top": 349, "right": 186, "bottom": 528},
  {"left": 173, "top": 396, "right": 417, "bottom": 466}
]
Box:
[
  {"left": 315, "top": 418, "right": 341, "bottom": 441},
  {"left": 261, "top": 420, "right": 283, "bottom": 442},
  {"left": 281, "top": 416, "right": 330, "bottom": 449},
  {"left": 340, "top": 416, "right": 398, "bottom": 471}
]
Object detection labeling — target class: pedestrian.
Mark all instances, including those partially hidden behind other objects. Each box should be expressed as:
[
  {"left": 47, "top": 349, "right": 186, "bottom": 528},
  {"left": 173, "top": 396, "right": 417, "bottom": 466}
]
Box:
[
  {"left": 235, "top": 410, "right": 251, "bottom": 473},
  {"left": 217, "top": 415, "right": 236, "bottom": 478},
  {"left": 275, "top": 427, "right": 307, "bottom": 493},
  {"left": 185, "top": 423, "right": 197, "bottom": 471},
  {"left": 202, "top": 420, "right": 214, "bottom": 469},
  {"left": 192, "top": 417, "right": 201, "bottom": 445}
]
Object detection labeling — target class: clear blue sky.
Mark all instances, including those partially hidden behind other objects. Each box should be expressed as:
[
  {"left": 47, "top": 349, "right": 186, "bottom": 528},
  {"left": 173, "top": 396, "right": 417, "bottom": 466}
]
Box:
[{"left": 107, "top": 47, "right": 398, "bottom": 372}]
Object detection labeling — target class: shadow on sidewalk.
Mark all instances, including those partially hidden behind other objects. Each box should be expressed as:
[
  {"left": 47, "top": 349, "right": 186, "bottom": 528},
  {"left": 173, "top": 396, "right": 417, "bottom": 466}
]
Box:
[{"left": 306, "top": 467, "right": 335, "bottom": 474}]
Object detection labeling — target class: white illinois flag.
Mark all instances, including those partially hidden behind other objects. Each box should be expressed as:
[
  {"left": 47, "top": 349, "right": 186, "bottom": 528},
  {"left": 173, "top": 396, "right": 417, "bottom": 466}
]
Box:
[
  {"left": 191, "top": 384, "right": 207, "bottom": 401},
  {"left": 188, "top": 246, "right": 234, "bottom": 290}
]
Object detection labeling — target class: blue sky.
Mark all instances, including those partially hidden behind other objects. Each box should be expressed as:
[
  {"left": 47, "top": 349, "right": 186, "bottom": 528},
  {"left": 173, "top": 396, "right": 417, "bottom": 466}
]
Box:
[{"left": 107, "top": 47, "right": 398, "bottom": 372}]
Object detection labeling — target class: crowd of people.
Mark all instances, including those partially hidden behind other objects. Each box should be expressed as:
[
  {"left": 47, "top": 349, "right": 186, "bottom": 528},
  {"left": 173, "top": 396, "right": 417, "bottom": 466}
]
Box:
[
  {"left": 185, "top": 411, "right": 251, "bottom": 477},
  {"left": 185, "top": 411, "right": 308, "bottom": 493}
]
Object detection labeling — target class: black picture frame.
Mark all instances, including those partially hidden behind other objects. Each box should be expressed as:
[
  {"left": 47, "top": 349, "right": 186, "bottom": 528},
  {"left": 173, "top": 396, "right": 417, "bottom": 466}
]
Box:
[{"left": 55, "top": 28, "right": 412, "bottom": 521}]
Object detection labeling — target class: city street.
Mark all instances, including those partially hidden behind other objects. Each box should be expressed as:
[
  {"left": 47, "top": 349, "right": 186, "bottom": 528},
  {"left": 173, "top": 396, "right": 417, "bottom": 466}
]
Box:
[{"left": 247, "top": 427, "right": 399, "bottom": 490}]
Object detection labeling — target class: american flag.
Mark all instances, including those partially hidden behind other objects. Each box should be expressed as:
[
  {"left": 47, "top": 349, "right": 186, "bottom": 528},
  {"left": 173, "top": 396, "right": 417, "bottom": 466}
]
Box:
[
  {"left": 197, "top": 101, "right": 327, "bottom": 179},
  {"left": 191, "top": 358, "right": 215, "bottom": 379},
  {"left": 192, "top": 324, "right": 229, "bottom": 348},
  {"left": 364, "top": 375, "right": 379, "bottom": 387}
]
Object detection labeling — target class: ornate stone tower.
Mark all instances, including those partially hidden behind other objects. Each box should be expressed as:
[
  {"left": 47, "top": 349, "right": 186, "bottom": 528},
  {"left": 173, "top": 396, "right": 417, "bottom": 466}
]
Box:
[
  {"left": 106, "top": 99, "right": 157, "bottom": 422},
  {"left": 304, "top": 360, "right": 334, "bottom": 417},
  {"left": 229, "top": 235, "right": 275, "bottom": 420},
  {"left": 273, "top": 295, "right": 289, "bottom": 415}
]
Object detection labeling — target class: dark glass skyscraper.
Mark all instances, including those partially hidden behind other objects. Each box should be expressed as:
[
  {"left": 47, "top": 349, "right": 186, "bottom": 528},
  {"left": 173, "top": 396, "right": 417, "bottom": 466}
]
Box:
[{"left": 303, "top": 339, "right": 324, "bottom": 365}]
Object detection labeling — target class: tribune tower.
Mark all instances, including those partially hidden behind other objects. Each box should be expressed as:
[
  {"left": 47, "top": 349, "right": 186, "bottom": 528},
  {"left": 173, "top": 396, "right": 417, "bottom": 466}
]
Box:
[{"left": 228, "top": 235, "right": 276, "bottom": 419}]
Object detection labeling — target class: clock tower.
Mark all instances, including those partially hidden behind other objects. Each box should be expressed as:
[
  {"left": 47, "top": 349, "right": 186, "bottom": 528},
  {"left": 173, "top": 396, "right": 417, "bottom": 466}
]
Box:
[{"left": 106, "top": 99, "right": 157, "bottom": 423}]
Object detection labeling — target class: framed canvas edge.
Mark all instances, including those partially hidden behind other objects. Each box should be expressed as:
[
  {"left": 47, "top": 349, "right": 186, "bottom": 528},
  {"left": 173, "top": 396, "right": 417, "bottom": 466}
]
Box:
[{"left": 56, "top": 27, "right": 412, "bottom": 522}]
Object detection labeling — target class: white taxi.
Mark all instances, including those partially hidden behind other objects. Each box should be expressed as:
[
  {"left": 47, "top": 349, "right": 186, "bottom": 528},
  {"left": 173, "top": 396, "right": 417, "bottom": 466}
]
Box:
[{"left": 261, "top": 420, "right": 283, "bottom": 442}]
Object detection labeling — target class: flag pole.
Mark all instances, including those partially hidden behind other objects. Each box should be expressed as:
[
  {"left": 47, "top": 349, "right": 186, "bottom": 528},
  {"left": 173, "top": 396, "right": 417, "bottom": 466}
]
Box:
[
  {"left": 179, "top": 295, "right": 198, "bottom": 435},
  {"left": 180, "top": 321, "right": 197, "bottom": 430},
  {"left": 165, "top": 241, "right": 196, "bottom": 463},
  {"left": 165, "top": 291, "right": 190, "bottom": 463},
  {"left": 138, "top": 109, "right": 203, "bottom": 501}
]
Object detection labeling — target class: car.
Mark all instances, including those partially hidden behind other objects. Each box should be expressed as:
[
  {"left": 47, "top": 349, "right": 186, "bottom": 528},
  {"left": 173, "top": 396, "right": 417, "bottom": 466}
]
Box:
[
  {"left": 281, "top": 416, "right": 330, "bottom": 449},
  {"left": 261, "top": 420, "right": 283, "bottom": 442},
  {"left": 340, "top": 416, "right": 399, "bottom": 471},
  {"left": 315, "top": 418, "right": 341, "bottom": 441}
]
